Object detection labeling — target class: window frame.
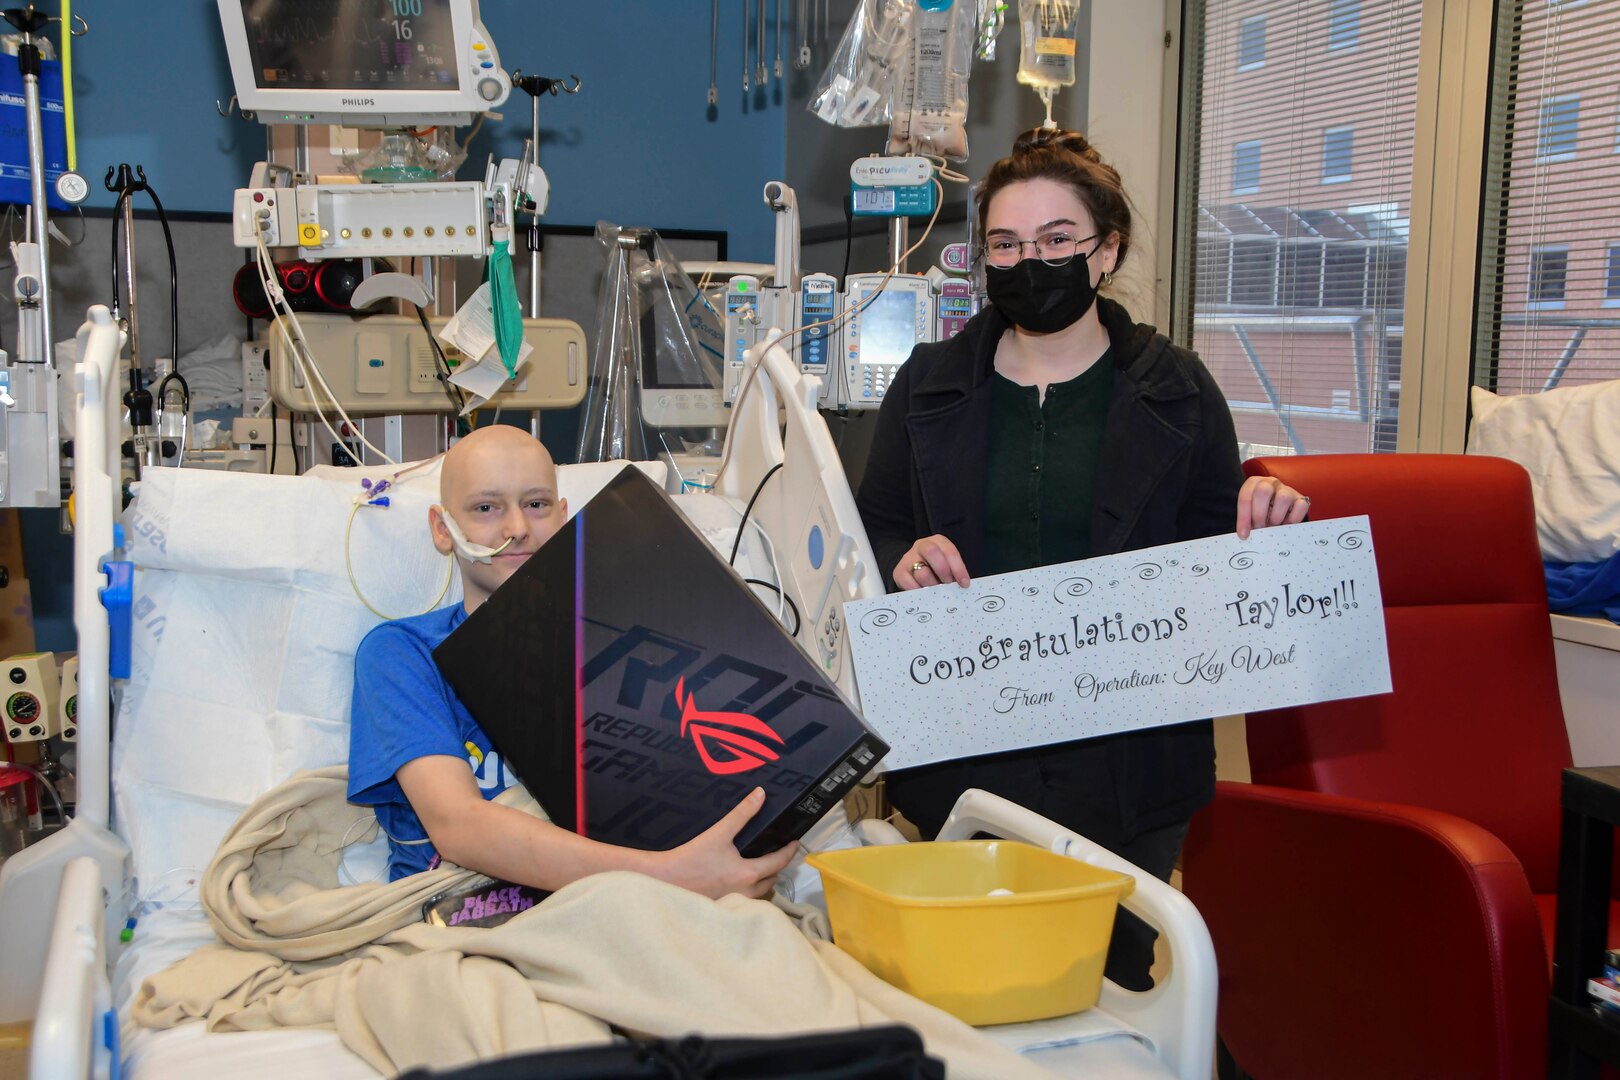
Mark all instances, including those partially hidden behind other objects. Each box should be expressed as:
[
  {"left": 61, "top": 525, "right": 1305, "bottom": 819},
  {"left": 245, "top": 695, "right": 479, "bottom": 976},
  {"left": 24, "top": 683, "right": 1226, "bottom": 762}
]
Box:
[
  {"left": 1232, "top": 139, "right": 1262, "bottom": 196},
  {"left": 1537, "top": 92, "right": 1581, "bottom": 162},
  {"left": 1328, "top": 0, "right": 1361, "bottom": 52},
  {"left": 1237, "top": 15, "right": 1266, "bottom": 71},
  {"left": 1322, "top": 125, "right": 1356, "bottom": 184},
  {"left": 1604, "top": 242, "right": 1620, "bottom": 307},
  {"left": 1526, "top": 243, "right": 1571, "bottom": 310}
]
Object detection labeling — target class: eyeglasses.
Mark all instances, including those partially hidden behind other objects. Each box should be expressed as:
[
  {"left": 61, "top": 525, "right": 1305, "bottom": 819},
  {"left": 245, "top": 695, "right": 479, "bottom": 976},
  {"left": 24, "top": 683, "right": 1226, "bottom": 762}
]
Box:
[{"left": 982, "top": 231, "right": 1099, "bottom": 269}]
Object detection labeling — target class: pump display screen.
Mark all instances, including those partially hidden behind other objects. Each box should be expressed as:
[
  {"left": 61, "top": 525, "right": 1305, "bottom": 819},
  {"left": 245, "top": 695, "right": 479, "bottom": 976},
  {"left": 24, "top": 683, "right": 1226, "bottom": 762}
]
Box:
[
  {"left": 241, "top": 0, "right": 459, "bottom": 91},
  {"left": 856, "top": 291, "right": 920, "bottom": 366}
]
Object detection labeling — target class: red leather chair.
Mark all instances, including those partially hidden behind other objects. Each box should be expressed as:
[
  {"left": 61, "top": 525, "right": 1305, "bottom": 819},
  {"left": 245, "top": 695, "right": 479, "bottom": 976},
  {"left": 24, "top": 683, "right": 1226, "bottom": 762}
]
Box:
[{"left": 1182, "top": 453, "right": 1589, "bottom": 1080}]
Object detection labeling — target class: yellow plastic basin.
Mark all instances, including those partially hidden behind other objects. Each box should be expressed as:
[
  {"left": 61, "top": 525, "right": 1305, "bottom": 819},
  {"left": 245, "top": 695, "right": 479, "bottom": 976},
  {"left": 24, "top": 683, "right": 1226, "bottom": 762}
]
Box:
[{"left": 808, "top": 839, "right": 1135, "bottom": 1026}]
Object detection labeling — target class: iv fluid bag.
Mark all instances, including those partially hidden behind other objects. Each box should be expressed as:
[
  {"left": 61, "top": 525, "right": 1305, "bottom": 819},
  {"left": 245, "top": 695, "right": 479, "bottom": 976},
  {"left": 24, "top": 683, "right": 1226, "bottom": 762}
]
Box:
[{"left": 1017, "top": 0, "right": 1082, "bottom": 90}]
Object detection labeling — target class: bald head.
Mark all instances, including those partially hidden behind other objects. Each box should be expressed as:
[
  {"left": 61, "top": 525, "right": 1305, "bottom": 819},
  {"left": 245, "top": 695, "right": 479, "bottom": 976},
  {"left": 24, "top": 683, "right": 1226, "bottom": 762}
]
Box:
[
  {"left": 433, "top": 426, "right": 567, "bottom": 612},
  {"left": 440, "top": 424, "right": 558, "bottom": 509}
]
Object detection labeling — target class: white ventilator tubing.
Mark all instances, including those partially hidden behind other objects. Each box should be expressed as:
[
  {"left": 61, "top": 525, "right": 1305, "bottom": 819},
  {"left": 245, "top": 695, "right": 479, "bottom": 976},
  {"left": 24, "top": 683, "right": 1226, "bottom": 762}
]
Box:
[{"left": 435, "top": 507, "right": 516, "bottom": 563}]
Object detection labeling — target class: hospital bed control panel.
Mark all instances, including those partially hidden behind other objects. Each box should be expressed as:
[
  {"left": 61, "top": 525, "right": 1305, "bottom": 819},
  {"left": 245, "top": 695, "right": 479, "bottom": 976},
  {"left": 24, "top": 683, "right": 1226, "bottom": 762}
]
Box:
[{"left": 842, "top": 273, "right": 933, "bottom": 409}]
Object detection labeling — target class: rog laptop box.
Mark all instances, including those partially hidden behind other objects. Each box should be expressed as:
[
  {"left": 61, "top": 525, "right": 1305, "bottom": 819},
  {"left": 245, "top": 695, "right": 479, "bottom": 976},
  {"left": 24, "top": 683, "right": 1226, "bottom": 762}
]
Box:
[{"left": 434, "top": 465, "right": 889, "bottom": 858}]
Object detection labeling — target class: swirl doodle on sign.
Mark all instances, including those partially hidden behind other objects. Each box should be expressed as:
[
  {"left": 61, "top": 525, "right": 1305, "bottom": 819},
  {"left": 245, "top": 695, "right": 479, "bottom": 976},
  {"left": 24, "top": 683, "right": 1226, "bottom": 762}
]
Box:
[
  {"left": 946, "top": 607, "right": 958, "bottom": 614},
  {"left": 1279, "top": 550, "right": 1290, "bottom": 558},
  {"left": 859, "top": 609, "right": 896, "bottom": 635},
  {"left": 1337, "top": 530, "right": 1369, "bottom": 550},
  {"left": 1229, "top": 551, "right": 1257, "bottom": 570},
  {"left": 980, "top": 595, "right": 1006, "bottom": 613},
  {"left": 1167, "top": 559, "right": 1179, "bottom": 567},
  {"left": 915, "top": 611, "right": 932, "bottom": 623},
  {"left": 1022, "top": 586, "right": 1040, "bottom": 596},
  {"left": 1134, "top": 562, "right": 1163, "bottom": 580},
  {"left": 1191, "top": 564, "right": 1209, "bottom": 576},
  {"left": 1053, "top": 577, "right": 1093, "bottom": 604},
  {"left": 1315, "top": 538, "right": 1329, "bottom": 547}
]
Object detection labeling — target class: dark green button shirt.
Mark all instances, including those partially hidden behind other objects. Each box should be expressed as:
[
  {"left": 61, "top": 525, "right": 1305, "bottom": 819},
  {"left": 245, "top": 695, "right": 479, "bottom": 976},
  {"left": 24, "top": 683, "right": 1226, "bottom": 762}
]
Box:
[{"left": 982, "top": 351, "right": 1115, "bottom": 576}]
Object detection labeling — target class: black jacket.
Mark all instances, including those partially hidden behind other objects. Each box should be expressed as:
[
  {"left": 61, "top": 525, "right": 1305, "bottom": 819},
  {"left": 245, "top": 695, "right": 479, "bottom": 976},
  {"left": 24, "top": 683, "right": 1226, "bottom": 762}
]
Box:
[{"left": 854, "top": 297, "right": 1243, "bottom": 842}]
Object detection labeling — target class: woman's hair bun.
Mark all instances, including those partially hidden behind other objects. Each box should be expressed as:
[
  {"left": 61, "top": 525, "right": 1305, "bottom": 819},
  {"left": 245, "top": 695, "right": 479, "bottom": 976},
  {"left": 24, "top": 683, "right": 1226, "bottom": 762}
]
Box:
[{"left": 1012, "top": 127, "right": 1097, "bottom": 161}]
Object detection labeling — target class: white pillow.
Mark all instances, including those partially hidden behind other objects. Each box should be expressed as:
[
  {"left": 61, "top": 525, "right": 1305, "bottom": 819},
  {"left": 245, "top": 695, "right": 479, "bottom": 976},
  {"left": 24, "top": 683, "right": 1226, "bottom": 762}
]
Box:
[
  {"left": 1467, "top": 382, "right": 1620, "bottom": 563},
  {"left": 114, "top": 458, "right": 665, "bottom": 902}
]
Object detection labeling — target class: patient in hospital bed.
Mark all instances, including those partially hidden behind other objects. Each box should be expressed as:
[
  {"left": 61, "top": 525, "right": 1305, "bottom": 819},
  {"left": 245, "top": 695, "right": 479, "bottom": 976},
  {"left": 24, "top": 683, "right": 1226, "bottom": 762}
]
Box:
[
  {"left": 347, "top": 424, "right": 797, "bottom": 899},
  {"left": 126, "top": 430, "right": 1053, "bottom": 1079}
]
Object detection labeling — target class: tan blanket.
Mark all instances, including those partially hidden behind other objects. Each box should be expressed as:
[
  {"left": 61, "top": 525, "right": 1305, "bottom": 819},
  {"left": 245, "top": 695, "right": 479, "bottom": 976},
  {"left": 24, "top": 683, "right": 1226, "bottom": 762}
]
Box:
[{"left": 133, "top": 766, "right": 1053, "bottom": 1078}]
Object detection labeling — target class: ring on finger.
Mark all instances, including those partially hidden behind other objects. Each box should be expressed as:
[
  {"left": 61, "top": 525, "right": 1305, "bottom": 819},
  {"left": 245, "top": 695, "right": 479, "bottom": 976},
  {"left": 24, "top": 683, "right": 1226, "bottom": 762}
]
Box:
[{"left": 910, "top": 560, "right": 929, "bottom": 574}]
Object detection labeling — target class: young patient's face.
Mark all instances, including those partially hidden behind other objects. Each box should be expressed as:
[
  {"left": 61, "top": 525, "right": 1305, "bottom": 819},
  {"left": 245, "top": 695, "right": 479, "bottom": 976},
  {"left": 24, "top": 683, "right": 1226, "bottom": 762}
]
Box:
[{"left": 439, "top": 428, "right": 567, "bottom": 606}]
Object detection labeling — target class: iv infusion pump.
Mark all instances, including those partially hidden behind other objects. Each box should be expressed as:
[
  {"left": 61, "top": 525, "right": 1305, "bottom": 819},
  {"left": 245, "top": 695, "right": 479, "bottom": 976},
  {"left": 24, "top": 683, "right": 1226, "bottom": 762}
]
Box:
[
  {"left": 722, "top": 271, "right": 952, "bottom": 411},
  {"left": 841, "top": 273, "right": 932, "bottom": 409}
]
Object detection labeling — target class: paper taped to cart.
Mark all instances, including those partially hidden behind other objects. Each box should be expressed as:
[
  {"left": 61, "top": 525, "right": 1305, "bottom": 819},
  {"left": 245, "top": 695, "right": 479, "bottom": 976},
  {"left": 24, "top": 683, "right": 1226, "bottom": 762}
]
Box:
[{"left": 845, "top": 516, "right": 1391, "bottom": 770}]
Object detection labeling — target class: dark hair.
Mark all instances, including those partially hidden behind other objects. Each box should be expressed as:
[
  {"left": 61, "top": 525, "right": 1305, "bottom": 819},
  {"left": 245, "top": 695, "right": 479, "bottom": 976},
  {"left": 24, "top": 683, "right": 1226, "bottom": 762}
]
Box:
[{"left": 976, "top": 127, "right": 1132, "bottom": 271}]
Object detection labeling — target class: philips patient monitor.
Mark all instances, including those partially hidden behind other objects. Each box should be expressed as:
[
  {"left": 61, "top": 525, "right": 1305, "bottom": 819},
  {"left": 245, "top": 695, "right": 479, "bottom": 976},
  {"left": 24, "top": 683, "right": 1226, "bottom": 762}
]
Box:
[{"left": 216, "top": 0, "right": 512, "bottom": 126}]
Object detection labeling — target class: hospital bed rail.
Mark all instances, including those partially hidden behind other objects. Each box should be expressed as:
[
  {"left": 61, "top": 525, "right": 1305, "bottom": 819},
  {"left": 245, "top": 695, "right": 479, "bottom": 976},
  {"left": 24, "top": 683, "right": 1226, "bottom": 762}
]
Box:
[
  {"left": 0, "top": 307, "right": 133, "bottom": 1044},
  {"left": 853, "top": 790, "right": 1217, "bottom": 1080},
  {"left": 936, "top": 789, "right": 1218, "bottom": 1080}
]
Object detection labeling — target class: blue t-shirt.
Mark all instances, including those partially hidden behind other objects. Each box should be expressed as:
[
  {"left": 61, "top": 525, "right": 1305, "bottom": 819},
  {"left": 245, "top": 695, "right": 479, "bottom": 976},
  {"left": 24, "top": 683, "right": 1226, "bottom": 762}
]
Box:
[{"left": 347, "top": 605, "right": 513, "bottom": 880}]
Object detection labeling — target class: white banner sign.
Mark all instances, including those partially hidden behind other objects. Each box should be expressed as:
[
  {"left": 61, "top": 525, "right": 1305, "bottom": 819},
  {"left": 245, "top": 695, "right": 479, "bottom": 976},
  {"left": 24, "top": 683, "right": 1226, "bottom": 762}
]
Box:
[{"left": 845, "top": 517, "right": 1391, "bottom": 770}]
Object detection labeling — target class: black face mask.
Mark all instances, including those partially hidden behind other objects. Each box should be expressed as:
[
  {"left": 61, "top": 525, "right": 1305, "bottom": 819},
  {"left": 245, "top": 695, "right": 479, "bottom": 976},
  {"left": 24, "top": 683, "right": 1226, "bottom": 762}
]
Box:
[{"left": 984, "top": 251, "right": 1098, "bottom": 334}]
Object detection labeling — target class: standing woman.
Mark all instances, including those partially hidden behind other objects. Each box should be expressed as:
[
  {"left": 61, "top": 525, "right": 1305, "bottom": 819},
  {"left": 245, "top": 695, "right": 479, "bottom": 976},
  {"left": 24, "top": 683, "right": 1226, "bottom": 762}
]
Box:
[{"left": 855, "top": 127, "right": 1309, "bottom": 989}]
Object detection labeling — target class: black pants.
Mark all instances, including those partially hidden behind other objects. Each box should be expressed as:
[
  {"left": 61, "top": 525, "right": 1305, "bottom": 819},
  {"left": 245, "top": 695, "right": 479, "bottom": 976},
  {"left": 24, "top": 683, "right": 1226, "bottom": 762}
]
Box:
[{"left": 1095, "top": 818, "right": 1190, "bottom": 991}]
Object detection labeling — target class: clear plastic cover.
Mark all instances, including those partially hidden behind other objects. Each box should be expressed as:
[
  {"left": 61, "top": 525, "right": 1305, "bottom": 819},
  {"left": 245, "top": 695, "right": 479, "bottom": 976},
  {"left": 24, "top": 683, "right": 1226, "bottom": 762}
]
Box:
[
  {"left": 808, "top": 0, "right": 914, "bottom": 129},
  {"left": 345, "top": 127, "right": 469, "bottom": 184},
  {"left": 887, "top": 0, "right": 977, "bottom": 161},
  {"left": 574, "top": 223, "right": 724, "bottom": 464}
]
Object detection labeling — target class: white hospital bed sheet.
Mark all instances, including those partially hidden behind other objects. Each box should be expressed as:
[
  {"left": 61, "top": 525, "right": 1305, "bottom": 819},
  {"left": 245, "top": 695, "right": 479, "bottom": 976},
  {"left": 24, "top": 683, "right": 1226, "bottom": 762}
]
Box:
[
  {"left": 111, "top": 907, "right": 1171, "bottom": 1079},
  {"left": 112, "top": 907, "right": 379, "bottom": 1079}
]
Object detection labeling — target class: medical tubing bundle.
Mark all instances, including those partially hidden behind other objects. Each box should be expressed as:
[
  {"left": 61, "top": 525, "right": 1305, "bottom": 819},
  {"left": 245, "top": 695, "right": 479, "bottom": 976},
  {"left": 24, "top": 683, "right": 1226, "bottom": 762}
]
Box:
[
  {"left": 106, "top": 164, "right": 177, "bottom": 369},
  {"left": 254, "top": 233, "right": 397, "bottom": 465}
]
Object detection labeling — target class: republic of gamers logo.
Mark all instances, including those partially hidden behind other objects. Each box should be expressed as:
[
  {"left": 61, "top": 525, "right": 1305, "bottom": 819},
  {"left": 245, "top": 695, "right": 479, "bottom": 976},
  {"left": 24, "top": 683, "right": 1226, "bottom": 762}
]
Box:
[{"left": 674, "top": 677, "right": 785, "bottom": 775}]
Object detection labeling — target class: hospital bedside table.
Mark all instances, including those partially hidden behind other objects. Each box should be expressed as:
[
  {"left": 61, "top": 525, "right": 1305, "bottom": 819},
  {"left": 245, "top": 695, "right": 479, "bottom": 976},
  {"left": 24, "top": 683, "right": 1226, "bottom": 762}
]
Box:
[{"left": 1550, "top": 766, "right": 1620, "bottom": 1078}]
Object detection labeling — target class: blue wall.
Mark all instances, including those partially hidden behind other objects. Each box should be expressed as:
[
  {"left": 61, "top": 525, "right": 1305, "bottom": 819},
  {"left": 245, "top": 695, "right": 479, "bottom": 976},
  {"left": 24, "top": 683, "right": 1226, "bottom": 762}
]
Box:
[
  {"left": 14, "top": 1, "right": 795, "bottom": 653},
  {"left": 73, "top": 0, "right": 788, "bottom": 259}
]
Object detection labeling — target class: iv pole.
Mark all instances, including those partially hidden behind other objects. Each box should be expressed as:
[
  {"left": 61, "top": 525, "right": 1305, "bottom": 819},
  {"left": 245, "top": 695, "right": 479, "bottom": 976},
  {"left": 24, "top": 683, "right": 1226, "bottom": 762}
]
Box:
[{"left": 3, "top": 4, "right": 57, "bottom": 365}]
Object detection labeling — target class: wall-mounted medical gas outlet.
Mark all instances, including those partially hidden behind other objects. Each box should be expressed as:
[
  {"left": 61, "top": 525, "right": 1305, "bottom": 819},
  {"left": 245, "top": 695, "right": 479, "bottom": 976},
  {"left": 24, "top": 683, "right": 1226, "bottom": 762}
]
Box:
[
  {"left": 268, "top": 313, "right": 586, "bottom": 414},
  {"left": 242, "top": 340, "right": 270, "bottom": 415},
  {"left": 850, "top": 156, "right": 936, "bottom": 218},
  {"left": 56, "top": 654, "right": 76, "bottom": 743},
  {"left": 4, "top": 652, "right": 58, "bottom": 743},
  {"left": 233, "top": 188, "right": 296, "bottom": 248},
  {"left": 235, "top": 182, "right": 488, "bottom": 261}
]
